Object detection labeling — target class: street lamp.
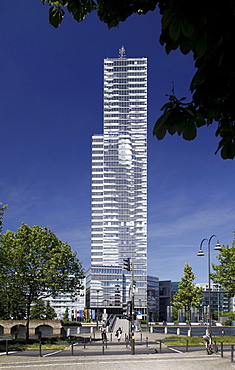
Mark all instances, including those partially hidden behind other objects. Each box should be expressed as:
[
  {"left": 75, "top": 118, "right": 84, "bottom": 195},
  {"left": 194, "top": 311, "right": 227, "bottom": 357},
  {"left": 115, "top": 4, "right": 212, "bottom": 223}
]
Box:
[{"left": 197, "top": 235, "right": 221, "bottom": 337}]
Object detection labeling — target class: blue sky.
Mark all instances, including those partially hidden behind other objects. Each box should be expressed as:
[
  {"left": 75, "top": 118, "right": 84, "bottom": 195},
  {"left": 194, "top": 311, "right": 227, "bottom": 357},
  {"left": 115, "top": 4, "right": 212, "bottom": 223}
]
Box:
[{"left": 1, "top": 1, "right": 234, "bottom": 283}]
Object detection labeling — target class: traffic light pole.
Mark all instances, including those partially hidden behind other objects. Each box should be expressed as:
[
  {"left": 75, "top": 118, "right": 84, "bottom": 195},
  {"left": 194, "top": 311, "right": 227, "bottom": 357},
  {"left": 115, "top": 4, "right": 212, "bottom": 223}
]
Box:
[{"left": 131, "top": 261, "right": 135, "bottom": 355}]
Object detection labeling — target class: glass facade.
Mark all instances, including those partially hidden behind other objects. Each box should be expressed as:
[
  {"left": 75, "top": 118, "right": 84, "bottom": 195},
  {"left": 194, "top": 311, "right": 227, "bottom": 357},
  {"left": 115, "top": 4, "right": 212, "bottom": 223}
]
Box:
[
  {"left": 147, "top": 276, "right": 159, "bottom": 322},
  {"left": 196, "top": 283, "right": 229, "bottom": 319},
  {"left": 89, "top": 47, "right": 147, "bottom": 316}
]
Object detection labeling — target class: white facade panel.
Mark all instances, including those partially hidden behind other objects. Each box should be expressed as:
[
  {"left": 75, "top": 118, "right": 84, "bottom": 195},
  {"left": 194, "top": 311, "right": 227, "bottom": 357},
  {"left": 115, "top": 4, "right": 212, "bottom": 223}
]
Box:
[{"left": 90, "top": 47, "right": 147, "bottom": 312}]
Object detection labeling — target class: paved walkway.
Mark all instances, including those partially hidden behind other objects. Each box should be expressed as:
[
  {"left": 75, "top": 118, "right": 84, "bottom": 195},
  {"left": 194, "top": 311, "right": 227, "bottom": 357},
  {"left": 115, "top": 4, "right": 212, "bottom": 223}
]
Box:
[{"left": 0, "top": 332, "right": 234, "bottom": 369}]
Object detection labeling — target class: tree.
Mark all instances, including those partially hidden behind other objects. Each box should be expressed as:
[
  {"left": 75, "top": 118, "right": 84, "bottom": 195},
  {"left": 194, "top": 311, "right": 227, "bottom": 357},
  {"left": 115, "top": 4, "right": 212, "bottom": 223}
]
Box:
[
  {"left": 63, "top": 307, "right": 70, "bottom": 323},
  {"left": 41, "top": 0, "right": 235, "bottom": 159},
  {"left": 45, "top": 301, "right": 58, "bottom": 320},
  {"left": 0, "top": 223, "right": 84, "bottom": 340},
  {"left": 211, "top": 234, "right": 235, "bottom": 296},
  {"left": 172, "top": 262, "right": 202, "bottom": 322},
  {"left": 30, "top": 299, "right": 57, "bottom": 320},
  {"left": 0, "top": 202, "right": 8, "bottom": 234}
]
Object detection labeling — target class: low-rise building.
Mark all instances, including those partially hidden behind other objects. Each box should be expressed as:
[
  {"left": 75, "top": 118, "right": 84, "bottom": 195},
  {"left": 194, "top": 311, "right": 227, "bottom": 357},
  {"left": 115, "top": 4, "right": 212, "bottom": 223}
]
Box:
[{"left": 45, "top": 279, "right": 85, "bottom": 320}]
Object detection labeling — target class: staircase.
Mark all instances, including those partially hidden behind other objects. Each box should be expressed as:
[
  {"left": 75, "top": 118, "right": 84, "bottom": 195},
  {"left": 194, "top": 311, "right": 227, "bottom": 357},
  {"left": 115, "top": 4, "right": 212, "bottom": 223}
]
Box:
[{"left": 112, "top": 317, "right": 129, "bottom": 335}]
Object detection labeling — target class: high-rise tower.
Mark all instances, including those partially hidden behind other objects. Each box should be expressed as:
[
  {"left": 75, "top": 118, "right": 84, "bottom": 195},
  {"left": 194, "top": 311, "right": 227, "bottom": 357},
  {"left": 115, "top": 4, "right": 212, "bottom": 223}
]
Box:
[{"left": 87, "top": 47, "right": 147, "bottom": 318}]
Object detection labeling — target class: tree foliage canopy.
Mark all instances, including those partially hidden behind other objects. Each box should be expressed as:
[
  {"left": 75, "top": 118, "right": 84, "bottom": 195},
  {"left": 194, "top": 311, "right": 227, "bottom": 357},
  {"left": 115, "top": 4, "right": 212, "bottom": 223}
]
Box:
[
  {"left": 172, "top": 262, "right": 202, "bottom": 320},
  {"left": 0, "top": 202, "right": 8, "bottom": 234},
  {"left": 41, "top": 0, "right": 235, "bottom": 159},
  {"left": 30, "top": 299, "right": 57, "bottom": 320},
  {"left": 211, "top": 232, "right": 235, "bottom": 296},
  {"left": 0, "top": 223, "right": 83, "bottom": 338}
]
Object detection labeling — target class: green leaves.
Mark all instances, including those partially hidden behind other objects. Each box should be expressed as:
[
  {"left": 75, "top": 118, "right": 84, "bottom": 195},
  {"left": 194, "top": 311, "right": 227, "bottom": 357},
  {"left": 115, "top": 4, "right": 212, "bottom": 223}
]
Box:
[
  {"left": 43, "top": 0, "right": 97, "bottom": 27},
  {"left": 153, "top": 94, "right": 203, "bottom": 142},
  {"left": 49, "top": 6, "right": 65, "bottom": 27},
  {"left": 182, "top": 117, "right": 196, "bottom": 141},
  {"left": 39, "top": 0, "right": 235, "bottom": 159},
  {"left": 211, "top": 243, "right": 235, "bottom": 296},
  {"left": 172, "top": 263, "right": 203, "bottom": 321},
  {"left": 31, "top": 299, "right": 57, "bottom": 320},
  {"left": 215, "top": 120, "right": 235, "bottom": 159},
  {"left": 0, "top": 223, "right": 84, "bottom": 329},
  {"left": 0, "top": 202, "right": 8, "bottom": 234}
]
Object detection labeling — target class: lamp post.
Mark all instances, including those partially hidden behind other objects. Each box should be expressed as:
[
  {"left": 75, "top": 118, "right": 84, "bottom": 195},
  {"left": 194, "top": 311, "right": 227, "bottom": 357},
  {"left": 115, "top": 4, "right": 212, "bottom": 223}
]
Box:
[
  {"left": 197, "top": 235, "right": 221, "bottom": 337},
  {"left": 131, "top": 261, "right": 135, "bottom": 355}
]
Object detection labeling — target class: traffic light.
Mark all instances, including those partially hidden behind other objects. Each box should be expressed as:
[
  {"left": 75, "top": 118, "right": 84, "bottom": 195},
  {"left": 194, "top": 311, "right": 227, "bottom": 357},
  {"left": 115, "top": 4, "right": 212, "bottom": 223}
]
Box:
[
  {"left": 123, "top": 300, "right": 132, "bottom": 320},
  {"left": 123, "top": 302, "right": 128, "bottom": 316},
  {"left": 123, "top": 257, "right": 131, "bottom": 271}
]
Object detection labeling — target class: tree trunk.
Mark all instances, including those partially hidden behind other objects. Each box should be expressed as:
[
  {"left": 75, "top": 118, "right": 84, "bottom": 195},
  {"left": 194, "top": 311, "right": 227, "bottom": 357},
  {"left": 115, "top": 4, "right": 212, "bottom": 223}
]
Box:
[{"left": 25, "top": 298, "right": 32, "bottom": 341}]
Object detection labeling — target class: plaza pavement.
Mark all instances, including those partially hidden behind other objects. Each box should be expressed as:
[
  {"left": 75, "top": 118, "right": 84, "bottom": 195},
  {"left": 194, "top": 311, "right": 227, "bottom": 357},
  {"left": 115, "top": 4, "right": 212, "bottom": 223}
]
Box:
[{"left": 0, "top": 332, "right": 234, "bottom": 369}]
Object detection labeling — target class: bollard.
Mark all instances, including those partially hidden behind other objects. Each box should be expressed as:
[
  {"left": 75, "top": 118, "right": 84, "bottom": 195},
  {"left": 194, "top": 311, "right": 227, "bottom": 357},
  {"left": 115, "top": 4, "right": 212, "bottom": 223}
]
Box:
[
  {"left": 140, "top": 333, "right": 142, "bottom": 341},
  {"left": 110, "top": 333, "right": 112, "bottom": 342},
  {"left": 6, "top": 340, "right": 8, "bottom": 356},
  {"left": 231, "top": 344, "right": 234, "bottom": 363},
  {"left": 84, "top": 338, "right": 86, "bottom": 349},
  {"left": 186, "top": 340, "right": 188, "bottom": 352},
  {"left": 221, "top": 342, "right": 223, "bottom": 358},
  {"left": 164, "top": 326, "right": 168, "bottom": 334},
  {"left": 102, "top": 342, "right": 105, "bottom": 355},
  {"left": 146, "top": 337, "right": 148, "bottom": 347},
  {"left": 71, "top": 341, "right": 74, "bottom": 356},
  {"left": 159, "top": 340, "right": 162, "bottom": 353},
  {"left": 39, "top": 340, "right": 42, "bottom": 357},
  {"left": 131, "top": 337, "right": 135, "bottom": 355},
  {"left": 90, "top": 336, "right": 92, "bottom": 345},
  {"left": 177, "top": 328, "right": 180, "bottom": 335}
]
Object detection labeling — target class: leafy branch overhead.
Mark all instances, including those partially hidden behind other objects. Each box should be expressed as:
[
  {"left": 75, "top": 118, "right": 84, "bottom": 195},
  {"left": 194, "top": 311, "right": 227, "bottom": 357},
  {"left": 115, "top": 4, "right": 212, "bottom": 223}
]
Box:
[{"left": 41, "top": 0, "right": 235, "bottom": 159}]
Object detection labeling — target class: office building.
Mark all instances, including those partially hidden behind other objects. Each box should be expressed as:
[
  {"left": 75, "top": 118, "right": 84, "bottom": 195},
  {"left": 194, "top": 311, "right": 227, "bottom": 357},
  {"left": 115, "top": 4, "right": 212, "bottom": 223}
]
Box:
[
  {"left": 86, "top": 46, "right": 147, "bottom": 318},
  {"left": 147, "top": 275, "right": 159, "bottom": 322},
  {"left": 196, "top": 283, "right": 229, "bottom": 320},
  {"left": 45, "top": 280, "right": 85, "bottom": 320}
]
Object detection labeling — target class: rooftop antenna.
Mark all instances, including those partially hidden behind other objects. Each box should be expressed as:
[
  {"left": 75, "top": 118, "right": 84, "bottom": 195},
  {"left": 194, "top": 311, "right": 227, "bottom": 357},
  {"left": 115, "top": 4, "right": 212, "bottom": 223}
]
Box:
[{"left": 119, "top": 45, "right": 126, "bottom": 58}]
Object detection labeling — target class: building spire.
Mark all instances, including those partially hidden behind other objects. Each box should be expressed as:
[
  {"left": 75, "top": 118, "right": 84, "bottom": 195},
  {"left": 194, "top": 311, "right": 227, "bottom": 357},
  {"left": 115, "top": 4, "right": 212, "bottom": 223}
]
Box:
[{"left": 119, "top": 45, "right": 126, "bottom": 58}]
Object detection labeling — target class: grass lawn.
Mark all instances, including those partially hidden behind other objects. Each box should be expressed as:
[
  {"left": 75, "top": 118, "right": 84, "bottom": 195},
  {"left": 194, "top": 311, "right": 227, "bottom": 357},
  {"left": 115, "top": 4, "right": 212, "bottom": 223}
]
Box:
[
  {"left": 0, "top": 338, "right": 70, "bottom": 352},
  {"left": 158, "top": 336, "right": 235, "bottom": 346}
]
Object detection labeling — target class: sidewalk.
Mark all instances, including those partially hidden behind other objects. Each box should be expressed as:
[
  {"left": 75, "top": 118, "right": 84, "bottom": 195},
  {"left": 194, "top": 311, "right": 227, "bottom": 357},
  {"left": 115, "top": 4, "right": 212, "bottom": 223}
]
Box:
[
  {"left": 0, "top": 350, "right": 234, "bottom": 370},
  {"left": 0, "top": 332, "right": 235, "bottom": 370},
  {"left": 0, "top": 332, "right": 234, "bottom": 369}
]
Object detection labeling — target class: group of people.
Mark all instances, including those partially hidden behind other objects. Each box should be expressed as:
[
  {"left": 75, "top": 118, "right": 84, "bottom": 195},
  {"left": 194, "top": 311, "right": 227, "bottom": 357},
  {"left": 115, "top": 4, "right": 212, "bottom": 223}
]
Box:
[{"left": 100, "top": 326, "right": 122, "bottom": 342}]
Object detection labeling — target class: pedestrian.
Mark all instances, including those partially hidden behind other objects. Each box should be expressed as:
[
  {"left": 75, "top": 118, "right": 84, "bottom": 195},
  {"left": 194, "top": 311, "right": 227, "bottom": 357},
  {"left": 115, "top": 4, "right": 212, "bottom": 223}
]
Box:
[
  {"left": 115, "top": 327, "right": 122, "bottom": 342},
  {"left": 100, "top": 326, "right": 107, "bottom": 342}
]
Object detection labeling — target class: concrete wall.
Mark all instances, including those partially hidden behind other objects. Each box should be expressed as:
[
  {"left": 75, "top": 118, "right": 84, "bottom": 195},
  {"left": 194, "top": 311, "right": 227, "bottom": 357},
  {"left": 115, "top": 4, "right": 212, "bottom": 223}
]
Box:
[{"left": 0, "top": 320, "right": 62, "bottom": 337}]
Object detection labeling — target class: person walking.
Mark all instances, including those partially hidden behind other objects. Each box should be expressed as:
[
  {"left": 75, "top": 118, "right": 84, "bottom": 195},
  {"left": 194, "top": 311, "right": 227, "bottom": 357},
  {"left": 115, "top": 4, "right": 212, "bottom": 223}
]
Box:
[
  {"left": 100, "top": 326, "right": 107, "bottom": 342},
  {"left": 115, "top": 327, "right": 122, "bottom": 343}
]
